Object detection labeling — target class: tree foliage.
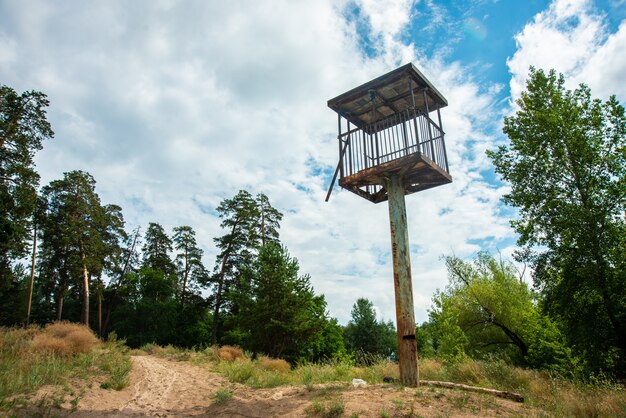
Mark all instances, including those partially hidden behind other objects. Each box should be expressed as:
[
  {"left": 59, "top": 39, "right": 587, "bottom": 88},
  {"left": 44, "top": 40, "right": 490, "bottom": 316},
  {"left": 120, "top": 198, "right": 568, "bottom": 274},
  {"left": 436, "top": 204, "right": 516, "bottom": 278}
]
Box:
[
  {"left": 428, "top": 253, "right": 574, "bottom": 372},
  {"left": 142, "top": 222, "right": 175, "bottom": 275},
  {"left": 487, "top": 68, "right": 626, "bottom": 373},
  {"left": 210, "top": 190, "right": 283, "bottom": 343},
  {"left": 0, "top": 85, "right": 53, "bottom": 292},
  {"left": 343, "top": 298, "right": 397, "bottom": 364},
  {"left": 234, "top": 243, "right": 335, "bottom": 362},
  {"left": 39, "top": 171, "right": 124, "bottom": 325},
  {"left": 0, "top": 83, "right": 345, "bottom": 363},
  {"left": 173, "top": 225, "right": 208, "bottom": 303}
]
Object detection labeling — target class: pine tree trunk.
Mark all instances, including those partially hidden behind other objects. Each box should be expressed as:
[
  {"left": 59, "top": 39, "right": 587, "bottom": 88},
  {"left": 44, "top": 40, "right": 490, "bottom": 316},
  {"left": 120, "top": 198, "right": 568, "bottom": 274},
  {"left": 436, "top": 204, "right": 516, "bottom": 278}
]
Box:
[
  {"left": 211, "top": 220, "right": 239, "bottom": 344},
  {"left": 102, "top": 228, "right": 139, "bottom": 336},
  {"left": 211, "top": 255, "right": 228, "bottom": 344},
  {"left": 25, "top": 222, "right": 37, "bottom": 326},
  {"left": 98, "top": 288, "right": 102, "bottom": 338},
  {"left": 57, "top": 294, "right": 64, "bottom": 321},
  {"left": 261, "top": 206, "right": 266, "bottom": 246},
  {"left": 79, "top": 240, "right": 90, "bottom": 326},
  {"left": 181, "top": 249, "right": 189, "bottom": 305}
]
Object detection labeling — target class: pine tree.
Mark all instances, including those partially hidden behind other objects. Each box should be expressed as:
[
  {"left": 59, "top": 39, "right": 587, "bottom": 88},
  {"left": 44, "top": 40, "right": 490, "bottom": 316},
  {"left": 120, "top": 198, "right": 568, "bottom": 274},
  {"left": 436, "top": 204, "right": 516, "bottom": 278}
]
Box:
[
  {"left": 256, "top": 193, "right": 282, "bottom": 246},
  {"left": 344, "top": 298, "right": 397, "bottom": 363},
  {"left": 210, "top": 190, "right": 285, "bottom": 343},
  {"left": 141, "top": 222, "right": 175, "bottom": 275},
  {"left": 172, "top": 225, "right": 207, "bottom": 304},
  {"left": 210, "top": 190, "right": 258, "bottom": 343},
  {"left": 0, "top": 85, "right": 53, "bottom": 304},
  {"left": 236, "top": 243, "right": 327, "bottom": 361},
  {"left": 39, "top": 171, "right": 116, "bottom": 325}
]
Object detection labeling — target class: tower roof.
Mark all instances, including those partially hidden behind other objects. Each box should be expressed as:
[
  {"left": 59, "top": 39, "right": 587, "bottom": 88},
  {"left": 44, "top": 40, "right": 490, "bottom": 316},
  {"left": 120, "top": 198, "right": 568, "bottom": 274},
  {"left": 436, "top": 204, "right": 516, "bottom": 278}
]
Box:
[{"left": 327, "top": 63, "right": 448, "bottom": 130}]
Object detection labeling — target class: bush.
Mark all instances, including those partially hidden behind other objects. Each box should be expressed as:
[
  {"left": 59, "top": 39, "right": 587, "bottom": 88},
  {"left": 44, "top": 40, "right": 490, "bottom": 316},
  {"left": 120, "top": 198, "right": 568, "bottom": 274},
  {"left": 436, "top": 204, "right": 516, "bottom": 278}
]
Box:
[
  {"left": 217, "top": 345, "right": 245, "bottom": 362},
  {"left": 257, "top": 356, "right": 291, "bottom": 373},
  {"left": 32, "top": 322, "right": 100, "bottom": 356}
]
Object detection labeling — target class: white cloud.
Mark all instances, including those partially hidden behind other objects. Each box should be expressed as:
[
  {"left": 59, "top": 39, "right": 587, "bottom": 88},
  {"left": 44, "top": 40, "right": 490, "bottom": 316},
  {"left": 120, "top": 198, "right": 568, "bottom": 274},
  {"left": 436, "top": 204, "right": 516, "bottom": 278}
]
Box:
[
  {"left": 2, "top": 0, "right": 512, "bottom": 325},
  {"left": 507, "top": 0, "right": 626, "bottom": 101}
]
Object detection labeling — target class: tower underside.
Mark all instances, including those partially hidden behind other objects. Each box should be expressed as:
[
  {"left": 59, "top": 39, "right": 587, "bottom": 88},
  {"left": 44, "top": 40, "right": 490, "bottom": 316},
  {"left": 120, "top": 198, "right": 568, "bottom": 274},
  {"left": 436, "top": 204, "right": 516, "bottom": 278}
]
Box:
[{"left": 339, "top": 152, "right": 452, "bottom": 203}]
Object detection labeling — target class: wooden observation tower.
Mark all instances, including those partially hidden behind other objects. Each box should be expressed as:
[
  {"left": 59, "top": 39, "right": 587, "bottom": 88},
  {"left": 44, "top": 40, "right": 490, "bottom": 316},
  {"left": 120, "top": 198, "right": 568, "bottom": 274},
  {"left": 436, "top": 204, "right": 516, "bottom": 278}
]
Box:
[{"left": 326, "top": 63, "right": 451, "bottom": 387}]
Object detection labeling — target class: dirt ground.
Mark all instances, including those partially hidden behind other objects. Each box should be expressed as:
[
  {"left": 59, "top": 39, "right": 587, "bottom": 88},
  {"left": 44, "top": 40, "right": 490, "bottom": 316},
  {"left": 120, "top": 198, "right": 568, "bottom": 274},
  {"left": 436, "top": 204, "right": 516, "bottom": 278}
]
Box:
[{"left": 32, "top": 355, "right": 538, "bottom": 417}]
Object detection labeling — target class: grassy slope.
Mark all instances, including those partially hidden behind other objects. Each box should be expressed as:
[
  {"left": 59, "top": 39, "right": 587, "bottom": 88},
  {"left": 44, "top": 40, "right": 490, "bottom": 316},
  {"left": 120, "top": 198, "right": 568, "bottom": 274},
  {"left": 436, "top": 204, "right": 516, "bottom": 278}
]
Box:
[{"left": 0, "top": 323, "right": 131, "bottom": 415}]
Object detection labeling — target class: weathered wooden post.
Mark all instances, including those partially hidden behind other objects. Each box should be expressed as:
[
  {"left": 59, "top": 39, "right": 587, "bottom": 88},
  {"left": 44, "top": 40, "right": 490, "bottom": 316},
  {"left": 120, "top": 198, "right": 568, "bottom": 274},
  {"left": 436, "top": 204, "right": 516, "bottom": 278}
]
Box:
[
  {"left": 326, "top": 64, "right": 451, "bottom": 387},
  {"left": 386, "top": 174, "right": 418, "bottom": 385}
]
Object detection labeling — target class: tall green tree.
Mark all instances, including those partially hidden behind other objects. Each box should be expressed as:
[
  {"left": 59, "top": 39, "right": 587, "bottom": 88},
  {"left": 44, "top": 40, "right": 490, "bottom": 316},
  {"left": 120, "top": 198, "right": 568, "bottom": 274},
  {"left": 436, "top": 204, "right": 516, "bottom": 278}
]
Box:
[
  {"left": 95, "top": 204, "right": 127, "bottom": 334},
  {"left": 172, "top": 225, "right": 207, "bottom": 304},
  {"left": 210, "top": 191, "right": 284, "bottom": 343},
  {"left": 39, "top": 170, "right": 120, "bottom": 326},
  {"left": 343, "top": 298, "right": 397, "bottom": 363},
  {"left": 210, "top": 190, "right": 258, "bottom": 343},
  {"left": 487, "top": 68, "right": 626, "bottom": 373},
  {"left": 141, "top": 222, "right": 175, "bottom": 275},
  {"left": 256, "top": 193, "right": 282, "bottom": 246},
  {"left": 0, "top": 85, "right": 53, "bottom": 297},
  {"left": 235, "top": 242, "right": 328, "bottom": 361},
  {"left": 112, "top": 223, "right": 178, "bottom": 346}
]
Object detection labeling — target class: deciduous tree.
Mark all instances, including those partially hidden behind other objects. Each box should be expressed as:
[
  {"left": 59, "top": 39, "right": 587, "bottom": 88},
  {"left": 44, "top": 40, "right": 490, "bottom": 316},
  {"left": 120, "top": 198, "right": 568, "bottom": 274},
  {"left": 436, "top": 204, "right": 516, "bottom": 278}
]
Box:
[
  {"left": 487, "top": 68, "right": 626, "bottom": 373},
  {"left": 429, "top": 253, "right": 573, "bottom": 371}
]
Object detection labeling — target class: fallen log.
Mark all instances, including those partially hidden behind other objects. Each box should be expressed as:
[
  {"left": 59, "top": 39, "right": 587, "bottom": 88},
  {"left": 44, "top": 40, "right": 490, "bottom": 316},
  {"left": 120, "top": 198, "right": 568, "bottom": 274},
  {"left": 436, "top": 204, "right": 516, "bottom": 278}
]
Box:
[{"left": 419, "top": 380, "right": 524, "bottom": 403}]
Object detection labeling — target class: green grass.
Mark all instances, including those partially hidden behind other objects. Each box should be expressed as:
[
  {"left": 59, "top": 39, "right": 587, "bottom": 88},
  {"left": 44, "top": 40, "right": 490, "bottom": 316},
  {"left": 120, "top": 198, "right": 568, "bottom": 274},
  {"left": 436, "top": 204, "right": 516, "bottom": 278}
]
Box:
[
  {"left": 306, "top": 397, "right": 345, "bottom": 417},
  {"left": 217, "top": 358, "right": 290, "bottom": 388},
  {"left": 0, "top": 325, "right": 132, "bottom": 414},
  {"left": 213, "top": 387, "right": 233, "bottom": 405}
]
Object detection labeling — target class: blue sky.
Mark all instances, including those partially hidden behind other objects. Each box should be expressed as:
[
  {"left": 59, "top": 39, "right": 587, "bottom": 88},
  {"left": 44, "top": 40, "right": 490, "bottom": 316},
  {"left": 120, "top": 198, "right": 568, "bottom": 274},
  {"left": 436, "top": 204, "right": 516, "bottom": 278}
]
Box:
[{"left": 1, "top": 0, "right": 625, "bottom": 325}]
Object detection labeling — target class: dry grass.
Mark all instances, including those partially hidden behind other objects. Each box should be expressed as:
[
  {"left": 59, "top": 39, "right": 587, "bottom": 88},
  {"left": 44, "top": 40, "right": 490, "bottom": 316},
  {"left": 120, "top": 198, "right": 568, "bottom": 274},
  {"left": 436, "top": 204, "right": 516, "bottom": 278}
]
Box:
[
  {"left": 32, "top": 322, "right": 100, "bottom": 356},
  {"left": 0, "top": 323, "right": 131, "bottom": 415},
  {"left": 418, "top": 358, "right": 447, "bottom": 382},
  {"left": 217, "top": 345, "right": 245, "bottom": 362},
  {"left": 257, "top": 356, "right": 291, "bottom": 372},
  {"left": 414, "top": 357, "right": 625, "bottom": 417}
]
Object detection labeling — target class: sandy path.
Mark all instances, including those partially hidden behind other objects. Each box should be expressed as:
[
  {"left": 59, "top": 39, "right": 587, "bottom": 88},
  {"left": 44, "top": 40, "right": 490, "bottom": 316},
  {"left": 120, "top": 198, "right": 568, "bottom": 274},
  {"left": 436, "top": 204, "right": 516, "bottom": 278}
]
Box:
[{"left": 72, "top": 355, "right": 228, "bottom": 417}]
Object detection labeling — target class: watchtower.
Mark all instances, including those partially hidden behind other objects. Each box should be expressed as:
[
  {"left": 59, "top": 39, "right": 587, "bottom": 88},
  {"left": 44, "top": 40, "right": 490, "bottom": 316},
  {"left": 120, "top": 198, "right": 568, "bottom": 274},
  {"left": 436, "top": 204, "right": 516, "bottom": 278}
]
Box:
[{"left": 326, "top": 63, "right": 451, "bottom": 387}]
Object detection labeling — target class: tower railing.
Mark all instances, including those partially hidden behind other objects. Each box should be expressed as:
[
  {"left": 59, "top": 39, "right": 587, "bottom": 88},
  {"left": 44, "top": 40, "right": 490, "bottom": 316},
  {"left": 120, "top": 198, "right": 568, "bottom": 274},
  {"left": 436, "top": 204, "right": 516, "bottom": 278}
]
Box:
[{"left": 339, "top": 108, "right": 449, "bottom": 179}]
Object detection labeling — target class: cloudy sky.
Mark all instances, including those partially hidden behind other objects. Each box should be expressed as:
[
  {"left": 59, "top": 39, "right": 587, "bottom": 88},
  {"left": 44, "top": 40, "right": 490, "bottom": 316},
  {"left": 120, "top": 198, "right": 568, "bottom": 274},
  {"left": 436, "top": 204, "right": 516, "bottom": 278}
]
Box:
[{"left": 1, "top": 0, "right": 625, "bottom": 325}]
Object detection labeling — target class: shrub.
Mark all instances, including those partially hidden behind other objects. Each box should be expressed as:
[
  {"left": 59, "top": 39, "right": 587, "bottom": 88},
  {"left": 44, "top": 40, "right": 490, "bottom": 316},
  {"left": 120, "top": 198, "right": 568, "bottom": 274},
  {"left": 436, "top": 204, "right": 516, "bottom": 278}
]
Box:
[
  {"left": 217, "top": 345, "right": 245, "bottom": 362},
  {"left": 32, "top": 322, "right": 99, "bottom": 356},
  {"left": 218, "top": 358, "right": 256, "bottom": 384},
  {"left": 139, "top": 343, "right": 161, "bottom": 355},
  {"left": 257, "top": 356, "right": 291, "bottom": 373},
  {"left": 1, "top": 323, "right": 130, "bottom": 415},
  {"left": 213, "top": 388, "right": 233, "bottom": 404}
]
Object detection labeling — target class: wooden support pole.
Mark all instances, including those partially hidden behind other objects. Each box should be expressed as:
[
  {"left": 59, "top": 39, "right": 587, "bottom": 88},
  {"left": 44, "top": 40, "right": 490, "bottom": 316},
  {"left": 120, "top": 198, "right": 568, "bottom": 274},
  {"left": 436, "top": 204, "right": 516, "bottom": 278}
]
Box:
[{"left": 385, "top": 174, "right": 418, "bottom": 387}]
